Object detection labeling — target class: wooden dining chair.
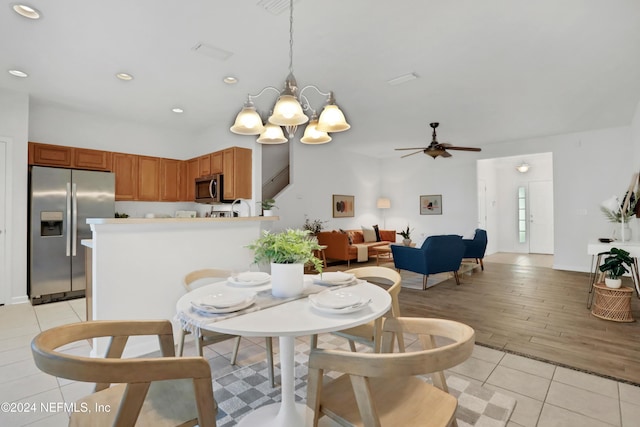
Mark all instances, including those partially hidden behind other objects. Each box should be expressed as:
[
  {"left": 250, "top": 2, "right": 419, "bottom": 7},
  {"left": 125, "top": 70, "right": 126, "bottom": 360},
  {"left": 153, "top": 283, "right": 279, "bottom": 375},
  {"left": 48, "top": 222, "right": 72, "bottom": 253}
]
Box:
[
  {"left": 306, "top": 317, "right": 475, "bottom": 427},
  {"left": 31, "top": 320, "right": 217, "bottom": 427},
  {"left": 311, "top": 266, "right": 405, "bottom": 353},
  {"left": 178, "top": 268, "right": 276, "bottom": 387}
]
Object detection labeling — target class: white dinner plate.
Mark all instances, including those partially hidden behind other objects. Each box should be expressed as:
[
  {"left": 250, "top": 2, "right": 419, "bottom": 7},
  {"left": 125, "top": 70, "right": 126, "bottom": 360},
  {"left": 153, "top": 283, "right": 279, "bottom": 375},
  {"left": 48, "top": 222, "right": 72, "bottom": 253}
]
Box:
[
  {"left": 312, "top": 271, "right": 356, "bottom": 286},
  {"left": 196, "top": 290, "right": 256, "bottom": 308},
  {"left": 227, "top": 272, "right": 271, "bottom": 287},
  {"left": 309, "top": 290, "right": 361, "bottom": 309},
  {"left": 309, "top": 297, "right": 370, "bottom": 314},
  {"left": 191, "top": 292, "right": 256, "bottom": 314}
]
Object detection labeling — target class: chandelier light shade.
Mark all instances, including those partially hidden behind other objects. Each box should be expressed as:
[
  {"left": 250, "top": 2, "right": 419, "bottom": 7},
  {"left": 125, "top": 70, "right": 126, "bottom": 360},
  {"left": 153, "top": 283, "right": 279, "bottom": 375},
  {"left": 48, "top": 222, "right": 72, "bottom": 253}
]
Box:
[
  {"left": 300, "top": 114, "right": 332, "bottom": 144},
  {"left": 257, "top": 122, "right": 288, "bottom": 144},
  {"left": 230, "top": 0, "right": 350, "bottom": 145},
  {"left": 230, "top": 101, "right": 265, "bottom": 135}
]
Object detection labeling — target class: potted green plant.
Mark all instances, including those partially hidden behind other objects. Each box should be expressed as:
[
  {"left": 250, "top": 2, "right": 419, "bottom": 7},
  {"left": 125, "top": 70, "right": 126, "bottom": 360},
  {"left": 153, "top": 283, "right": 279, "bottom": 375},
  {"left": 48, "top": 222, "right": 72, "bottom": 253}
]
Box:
[
  {"left": 397, "top": 225, "right": 413, "bottom": 246},
  {"left": 599, "top": 247, "right": 633, "bottom": 288},
  {"left": 302, "top": 218, "right": 327, "bottom": 235},
  {"left": 247, "top": 229, "right": 323, "bottom": 297},
  {"left": 260, "top": 199, "right": 278, "bottom": 217}
]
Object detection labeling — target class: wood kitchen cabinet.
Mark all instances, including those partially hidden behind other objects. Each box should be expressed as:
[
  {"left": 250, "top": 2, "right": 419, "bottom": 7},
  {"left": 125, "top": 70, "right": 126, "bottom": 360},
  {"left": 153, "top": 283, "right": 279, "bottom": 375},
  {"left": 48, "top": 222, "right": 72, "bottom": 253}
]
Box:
[
  {"left": 160, "top": 158, "right": 181, "bottom": 202},
  {"left": 210, "top": 151, "right": 223, "bottom": 174},
  {"left": 223, "top": 147, "right": 252, "bottom": 200},
  {"left": 185, "top": 158, "right": 199, "bottom": 201},
  {"left": 73, "top": 148, "right": 111, "bottom": 171},
  {"left": 112, "top": 153, "right": 138, "bottom": 201},
  {"left": 29, "top": 142, "right": 111, "bottom": 170},
  {"left": 29, "top": 142, "right": 73, "bottom": 167},
  {"left": 198, "top": 154, "right": 212, "bottom": 177},
  {"left": 137, "top": 156, "right": 161, "bottom": 201}
]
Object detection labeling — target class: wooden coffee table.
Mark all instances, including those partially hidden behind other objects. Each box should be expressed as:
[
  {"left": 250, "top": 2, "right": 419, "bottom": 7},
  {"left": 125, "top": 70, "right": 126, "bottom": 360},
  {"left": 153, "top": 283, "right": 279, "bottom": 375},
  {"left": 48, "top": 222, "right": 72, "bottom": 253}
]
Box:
[{"left": 372, "top": 245, "right": 393, "bottom": 266}]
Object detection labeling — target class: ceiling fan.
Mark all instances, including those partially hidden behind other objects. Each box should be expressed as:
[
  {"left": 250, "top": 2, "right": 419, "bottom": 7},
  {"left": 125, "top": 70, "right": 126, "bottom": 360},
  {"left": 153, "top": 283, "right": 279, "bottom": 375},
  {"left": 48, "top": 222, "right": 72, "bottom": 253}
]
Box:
[{"left": 395, "top": 122, "right": 481, "bottom": 159}]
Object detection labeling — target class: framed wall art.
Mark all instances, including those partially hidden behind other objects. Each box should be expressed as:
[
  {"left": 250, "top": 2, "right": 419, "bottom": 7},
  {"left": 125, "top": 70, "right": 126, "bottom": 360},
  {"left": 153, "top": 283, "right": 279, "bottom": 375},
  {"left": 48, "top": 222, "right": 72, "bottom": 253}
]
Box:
[
  {"left": 332, "top": 194, "right": 354, "bottom": 218},
  {"left": 420, "top": 194, "right": 442, "bottom": 215}
]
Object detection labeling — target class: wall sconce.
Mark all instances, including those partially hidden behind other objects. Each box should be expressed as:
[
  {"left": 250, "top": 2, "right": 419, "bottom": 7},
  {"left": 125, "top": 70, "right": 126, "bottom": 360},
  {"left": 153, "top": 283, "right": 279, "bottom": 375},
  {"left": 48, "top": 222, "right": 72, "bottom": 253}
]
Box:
[
  {"left": 377, "top": 197, "right": 391, "bottom": 228},
  {"left": 516, "top": 162, "right": 530, "bottom": 173}
]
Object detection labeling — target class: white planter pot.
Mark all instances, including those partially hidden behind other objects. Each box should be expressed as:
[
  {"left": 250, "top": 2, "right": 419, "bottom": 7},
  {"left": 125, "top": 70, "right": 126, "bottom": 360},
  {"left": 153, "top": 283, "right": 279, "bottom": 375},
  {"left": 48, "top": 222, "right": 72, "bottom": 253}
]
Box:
[
  {"left": 403, "top": 239, "right": 412, "bottom": 246},
  {"left": 263, "top": 209, "right": 274, "bottom": 217},
  {"left": 270, "top": 263, "right": 304, "bottom": 298},
  {"left": 605, "top": 277, "right": 622, "bottom": 289}
]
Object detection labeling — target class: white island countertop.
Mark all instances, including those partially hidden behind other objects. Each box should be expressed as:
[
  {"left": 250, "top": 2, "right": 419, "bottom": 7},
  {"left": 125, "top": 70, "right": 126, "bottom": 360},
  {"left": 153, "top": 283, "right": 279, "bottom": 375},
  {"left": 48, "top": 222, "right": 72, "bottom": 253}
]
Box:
[{"left": 87, "top": 216, "right": 279, "bottom": 225}]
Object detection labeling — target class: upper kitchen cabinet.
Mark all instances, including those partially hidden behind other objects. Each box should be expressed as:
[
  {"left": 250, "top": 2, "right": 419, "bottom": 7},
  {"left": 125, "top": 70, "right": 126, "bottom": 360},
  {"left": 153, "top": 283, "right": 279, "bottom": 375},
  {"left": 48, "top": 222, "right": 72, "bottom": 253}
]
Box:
[
  {"left": 160, "top": 158, "right": 181, "bottom": 202},
  {"left": 112, "top": 153, "right": 138, "bottom": 201},
  {"left": 29, "top": 142, "right": 73, "bottom": 167},
  {"left": 211, "top": 151, "right": 223, "bottom": 175},
  {"left": 185, "top": 158, "right": 199, "bottom": 201},
  {"left": 198, "top": 154, "right": 212, "bottom": 177},
  {"left": 223, "top": 147, "right": 252, "bottom": 200},
  {"left": 73, "top": 148, "right": 111, "bottom": 171},
  {"left": 137, "top": 156, "right": 161, "bottom": 201},
  {"left": 29, "top": 142, "right": 111, "bottom": 171}
]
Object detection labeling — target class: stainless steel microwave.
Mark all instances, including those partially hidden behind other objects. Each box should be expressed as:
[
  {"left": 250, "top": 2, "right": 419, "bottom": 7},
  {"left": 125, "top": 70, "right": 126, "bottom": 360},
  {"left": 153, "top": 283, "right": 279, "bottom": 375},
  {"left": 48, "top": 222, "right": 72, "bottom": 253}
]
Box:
[{"left": 195, "top": 174, "right": 222, "bottom": 203}]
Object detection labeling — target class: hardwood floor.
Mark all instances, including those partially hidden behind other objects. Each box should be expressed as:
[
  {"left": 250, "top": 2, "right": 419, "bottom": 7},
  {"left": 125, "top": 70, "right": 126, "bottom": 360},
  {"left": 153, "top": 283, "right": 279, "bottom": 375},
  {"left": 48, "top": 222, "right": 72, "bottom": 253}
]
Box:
[{"left": 394, "top": 258, "right": 640, "bottom": 385}]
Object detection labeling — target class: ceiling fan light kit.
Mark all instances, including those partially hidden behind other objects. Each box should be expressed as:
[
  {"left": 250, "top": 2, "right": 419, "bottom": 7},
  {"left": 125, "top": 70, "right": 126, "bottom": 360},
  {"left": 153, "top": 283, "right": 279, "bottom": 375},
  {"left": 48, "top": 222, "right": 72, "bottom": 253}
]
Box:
[
  {"left": 230, "top": 0, "right": 349, "bottom": 145},
  {"left": 395, "top": 122, "right": 481, "bottom": 159}
]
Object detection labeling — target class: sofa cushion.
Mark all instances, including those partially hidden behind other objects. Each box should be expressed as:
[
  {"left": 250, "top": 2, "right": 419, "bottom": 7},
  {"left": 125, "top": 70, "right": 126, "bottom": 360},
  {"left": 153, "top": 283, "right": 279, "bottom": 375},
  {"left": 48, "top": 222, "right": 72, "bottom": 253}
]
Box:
[
  {"left": 361, "top": 226, "right": 377, "bottom": 242},
  {"left": 372, "top": 224, "right": 382, "bottom": 242},
  {"left": 350, "top": 231, "right": 364, "bottom": 244},
  {"left": 338, "top": 229, "right": 352, "bottom": 244}
]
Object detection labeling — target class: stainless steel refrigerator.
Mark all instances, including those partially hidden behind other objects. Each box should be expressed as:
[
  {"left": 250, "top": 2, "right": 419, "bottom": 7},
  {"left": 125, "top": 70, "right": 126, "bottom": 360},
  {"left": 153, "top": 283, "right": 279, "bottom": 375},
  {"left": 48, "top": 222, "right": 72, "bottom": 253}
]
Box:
[{"left": 29, "top": 166, "right": 115, "bottom": 304}]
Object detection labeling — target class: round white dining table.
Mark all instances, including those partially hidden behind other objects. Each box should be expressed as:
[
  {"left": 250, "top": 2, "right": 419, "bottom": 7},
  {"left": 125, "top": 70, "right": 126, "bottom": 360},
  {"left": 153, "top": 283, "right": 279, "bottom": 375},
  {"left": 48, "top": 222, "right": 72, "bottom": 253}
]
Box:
[{"left": 176, "top": 279, "right": 391, "bottom": 427}]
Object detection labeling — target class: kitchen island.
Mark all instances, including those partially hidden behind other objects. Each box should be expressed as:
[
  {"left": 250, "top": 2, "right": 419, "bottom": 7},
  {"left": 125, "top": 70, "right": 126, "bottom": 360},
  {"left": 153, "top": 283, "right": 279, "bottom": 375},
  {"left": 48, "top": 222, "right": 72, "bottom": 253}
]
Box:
[{"left": 86, "top": 216, "right": 278, "bottom": 357}]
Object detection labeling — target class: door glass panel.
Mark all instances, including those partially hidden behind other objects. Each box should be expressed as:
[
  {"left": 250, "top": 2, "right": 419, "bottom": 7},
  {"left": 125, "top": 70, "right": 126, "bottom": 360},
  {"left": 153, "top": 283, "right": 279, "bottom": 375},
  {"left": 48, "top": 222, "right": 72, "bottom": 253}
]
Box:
[{"left": 518, "top": 186, "right": 526, "bottom": 243}]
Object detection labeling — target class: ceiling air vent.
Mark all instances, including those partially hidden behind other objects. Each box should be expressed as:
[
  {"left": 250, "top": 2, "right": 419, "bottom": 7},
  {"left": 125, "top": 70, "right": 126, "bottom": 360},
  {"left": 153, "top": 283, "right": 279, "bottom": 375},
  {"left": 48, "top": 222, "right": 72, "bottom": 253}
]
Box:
[
  {"left": 192, "top": 43, "right": 233, "bottom": 61},
  {"left": 257, "top": 0, "right": 299, "bottom": 15}
]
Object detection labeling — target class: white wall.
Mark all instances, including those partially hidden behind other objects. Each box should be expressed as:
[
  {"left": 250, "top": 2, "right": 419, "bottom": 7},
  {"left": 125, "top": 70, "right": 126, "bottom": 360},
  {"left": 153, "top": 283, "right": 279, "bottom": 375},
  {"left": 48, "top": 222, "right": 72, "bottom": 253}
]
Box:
[{"left": 0, "top": 89, "right": 29, "bottom": 304}]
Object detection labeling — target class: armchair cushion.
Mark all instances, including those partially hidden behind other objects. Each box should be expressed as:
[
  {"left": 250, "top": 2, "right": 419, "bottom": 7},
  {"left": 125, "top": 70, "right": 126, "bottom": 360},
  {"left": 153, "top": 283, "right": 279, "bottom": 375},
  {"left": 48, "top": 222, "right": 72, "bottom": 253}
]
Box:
[{"left": 462, "top": 229, "right": 487, "bottom": 259}]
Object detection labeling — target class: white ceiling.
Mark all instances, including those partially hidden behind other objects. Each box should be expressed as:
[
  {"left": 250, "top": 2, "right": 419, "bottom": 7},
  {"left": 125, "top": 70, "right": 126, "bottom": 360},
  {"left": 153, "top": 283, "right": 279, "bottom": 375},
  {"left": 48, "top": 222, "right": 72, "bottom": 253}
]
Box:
[{"left": 2, "top": 0, "right": 640, "bottom": 157}]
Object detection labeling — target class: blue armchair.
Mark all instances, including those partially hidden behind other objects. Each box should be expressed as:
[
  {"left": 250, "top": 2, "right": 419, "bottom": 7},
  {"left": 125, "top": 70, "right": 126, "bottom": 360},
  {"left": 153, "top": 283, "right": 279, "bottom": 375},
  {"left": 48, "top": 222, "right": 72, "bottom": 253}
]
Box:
[
  {"left": 391, "top": 235, "right": 465, "bottom": 290},
  {"left": 462, "top": 229, "right": 487, "bottom": 270}
]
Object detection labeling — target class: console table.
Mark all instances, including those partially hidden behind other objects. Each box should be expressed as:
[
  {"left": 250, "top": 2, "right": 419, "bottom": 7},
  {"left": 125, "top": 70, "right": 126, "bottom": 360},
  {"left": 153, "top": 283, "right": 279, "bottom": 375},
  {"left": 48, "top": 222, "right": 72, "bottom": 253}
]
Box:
[{"left": 587, "top": 240, "right": 640, "bottom": 298}]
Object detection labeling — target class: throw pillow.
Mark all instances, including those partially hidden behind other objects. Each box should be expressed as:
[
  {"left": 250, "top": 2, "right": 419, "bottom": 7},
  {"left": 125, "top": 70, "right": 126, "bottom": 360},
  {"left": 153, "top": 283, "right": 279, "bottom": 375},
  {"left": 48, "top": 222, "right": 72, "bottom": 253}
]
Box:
[
  {"left": 372, "top": 224, "right": 382, "bottom": 242},
  {"left": 339, "top": 228, "right": 353, "bottom": 244},
  {"left": 361, "top": 226, "right": 377, "bottom": 243}
]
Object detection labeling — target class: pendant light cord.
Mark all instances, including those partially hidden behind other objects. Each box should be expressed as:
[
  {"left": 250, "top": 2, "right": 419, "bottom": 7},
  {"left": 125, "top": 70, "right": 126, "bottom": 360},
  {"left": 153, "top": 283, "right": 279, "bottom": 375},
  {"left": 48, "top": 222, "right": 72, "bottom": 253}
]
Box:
[{"left": 289, "top": 0, "right": 294, "bottom": 75}]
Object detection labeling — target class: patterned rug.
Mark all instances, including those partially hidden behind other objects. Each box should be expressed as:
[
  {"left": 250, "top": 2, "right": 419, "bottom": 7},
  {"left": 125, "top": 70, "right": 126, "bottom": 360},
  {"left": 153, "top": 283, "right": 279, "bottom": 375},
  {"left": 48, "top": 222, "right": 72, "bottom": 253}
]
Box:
[{"left": 212, "top": 335, "right": 516, "bottom": 427}]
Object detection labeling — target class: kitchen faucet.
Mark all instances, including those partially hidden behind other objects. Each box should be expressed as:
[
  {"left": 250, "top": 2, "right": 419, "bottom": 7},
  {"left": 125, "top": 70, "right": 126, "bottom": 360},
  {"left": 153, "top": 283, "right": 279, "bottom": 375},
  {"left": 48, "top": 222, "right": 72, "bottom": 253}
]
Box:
[{"left": 231, "top": 199, "right": 252, "bottom": 217}]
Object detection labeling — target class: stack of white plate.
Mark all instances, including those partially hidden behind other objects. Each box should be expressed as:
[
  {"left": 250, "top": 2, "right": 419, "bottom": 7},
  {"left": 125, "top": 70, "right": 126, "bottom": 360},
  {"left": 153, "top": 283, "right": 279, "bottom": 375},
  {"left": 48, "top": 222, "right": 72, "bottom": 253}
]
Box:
[
  {"left": 312, "top": 271, "right": 356, "bottom": 286},
  {"left": 309, "top": 289, "right": 370, "bottom": 314},
  {"left": 227, "top": 272, "right": 271, "bottom": 287},
  {"left": 191, "top": 290, "right": 257, "bottom": 314}
]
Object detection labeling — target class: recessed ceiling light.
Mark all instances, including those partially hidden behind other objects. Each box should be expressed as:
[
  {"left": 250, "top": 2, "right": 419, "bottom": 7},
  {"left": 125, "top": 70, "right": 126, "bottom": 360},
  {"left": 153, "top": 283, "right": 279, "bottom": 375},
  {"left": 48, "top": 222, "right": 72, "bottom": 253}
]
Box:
[
  {"left": 172, "top": 108, "right": 184, "bottom": 114},
  {"left": 116, "top": 72, "right": 134, "bottom": 81},
  {"left": 12, "top": 4, "right": 41, "bottom": 19},
  {"left": 223, "top": 76, "right": 238, "bottom": 85},
  {"left": 8, "top": 69, "right": 28, "bottom": 78}
]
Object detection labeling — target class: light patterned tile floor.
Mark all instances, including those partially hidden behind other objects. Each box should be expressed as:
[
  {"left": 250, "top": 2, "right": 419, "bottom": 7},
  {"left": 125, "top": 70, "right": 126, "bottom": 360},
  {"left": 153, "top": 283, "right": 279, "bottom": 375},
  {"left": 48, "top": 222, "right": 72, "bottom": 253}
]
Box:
[{"left": 0, "top": 295, "right": 638, "bottom": 426}]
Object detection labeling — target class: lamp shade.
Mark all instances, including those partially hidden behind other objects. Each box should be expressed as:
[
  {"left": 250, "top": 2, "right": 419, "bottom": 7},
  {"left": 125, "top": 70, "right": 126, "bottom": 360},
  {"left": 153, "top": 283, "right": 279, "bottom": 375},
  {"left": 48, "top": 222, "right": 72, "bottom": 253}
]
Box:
[
  {"left": 300, "top": 117, "right": 332, "bottom": 144},
  {"left": 316, "top": 104, "right": 350, "bottom": 132},
  {"left": 269, "top": 95, "right": 309, "bottom": 126},
  {"left": 377, "top": 198, "right": 391, "bottom": 209},
  {"left": 230, "top": 105, "right": 265, "bottom": 135},
  {"left": 257, "top": 122, "right": 288, "bottom": 144}
]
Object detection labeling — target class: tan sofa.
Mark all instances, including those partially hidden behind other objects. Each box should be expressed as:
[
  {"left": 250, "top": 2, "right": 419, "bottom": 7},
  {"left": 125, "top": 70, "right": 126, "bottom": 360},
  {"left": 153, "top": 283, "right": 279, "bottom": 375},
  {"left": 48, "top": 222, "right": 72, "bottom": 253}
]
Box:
[{"left": 316, "top": 229, "right": 396, "bottom": 266}]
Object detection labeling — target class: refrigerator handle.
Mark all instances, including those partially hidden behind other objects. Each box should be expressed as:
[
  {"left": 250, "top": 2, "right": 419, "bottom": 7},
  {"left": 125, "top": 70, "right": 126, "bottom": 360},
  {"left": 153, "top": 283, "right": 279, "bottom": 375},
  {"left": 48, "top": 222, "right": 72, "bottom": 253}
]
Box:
[
  {"left": 66, "top": 182, "right": 71, "bottom": 257},
  {"left": 72, "top": 183, "right": 78, "bottom": 256}
]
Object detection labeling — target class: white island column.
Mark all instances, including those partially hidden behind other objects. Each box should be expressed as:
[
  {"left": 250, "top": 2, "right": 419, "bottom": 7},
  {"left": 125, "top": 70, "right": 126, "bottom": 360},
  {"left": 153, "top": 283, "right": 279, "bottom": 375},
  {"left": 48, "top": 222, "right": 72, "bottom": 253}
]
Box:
[{"left": 87, "top": 216, "right": 277, "bottom": 357}]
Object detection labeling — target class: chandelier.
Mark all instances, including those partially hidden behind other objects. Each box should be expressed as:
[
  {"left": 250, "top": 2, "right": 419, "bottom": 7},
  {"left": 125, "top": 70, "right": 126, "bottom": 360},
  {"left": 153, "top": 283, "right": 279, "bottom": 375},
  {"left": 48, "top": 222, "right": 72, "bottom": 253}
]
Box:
[{"left": 230, "top": 0, "right": 350, "bottom": 145}]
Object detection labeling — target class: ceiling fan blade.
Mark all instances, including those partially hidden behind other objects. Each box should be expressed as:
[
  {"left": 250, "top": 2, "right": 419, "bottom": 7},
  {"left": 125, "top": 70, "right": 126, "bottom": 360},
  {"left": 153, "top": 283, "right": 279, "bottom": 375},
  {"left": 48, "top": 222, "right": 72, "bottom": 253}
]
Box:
[
  {"left": 446, "top": 146, "right": 482, "bottom": 152},
  {"left": 441, "top": 151, "right": 452, "bottom": 158},
  {"left": 395, "top": 147, "right": 428, "bottom": 151},
  {"left": 401, "top": 150, "right": 423, "bottom": 158}
]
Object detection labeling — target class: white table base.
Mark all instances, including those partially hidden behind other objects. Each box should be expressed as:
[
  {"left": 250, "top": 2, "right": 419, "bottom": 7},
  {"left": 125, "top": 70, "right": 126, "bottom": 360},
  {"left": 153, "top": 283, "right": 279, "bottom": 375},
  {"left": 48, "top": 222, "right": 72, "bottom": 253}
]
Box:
[{"left": 236, "top": 336, "right": 304, "bottom": 427}]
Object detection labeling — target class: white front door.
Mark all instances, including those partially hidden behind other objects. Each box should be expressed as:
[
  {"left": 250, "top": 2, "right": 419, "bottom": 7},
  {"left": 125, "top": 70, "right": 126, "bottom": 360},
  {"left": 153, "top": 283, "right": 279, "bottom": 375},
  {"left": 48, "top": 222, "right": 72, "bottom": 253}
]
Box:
[
  {"left": 529, "top": 180, "right": 554, "bottom": 254},
  {"left": 0, "top": 140, "right": 6, "bottom": 305}
]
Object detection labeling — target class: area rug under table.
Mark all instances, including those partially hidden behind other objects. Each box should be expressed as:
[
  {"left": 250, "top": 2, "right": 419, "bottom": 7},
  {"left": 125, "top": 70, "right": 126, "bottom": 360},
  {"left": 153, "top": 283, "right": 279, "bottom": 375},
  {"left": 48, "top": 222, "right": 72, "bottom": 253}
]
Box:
[
  {"left": 213, "top": 350, "right": 515, "bottom": 427},
  {"left": 400, "top": 262, "right": 480, "bottom": 290}
]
